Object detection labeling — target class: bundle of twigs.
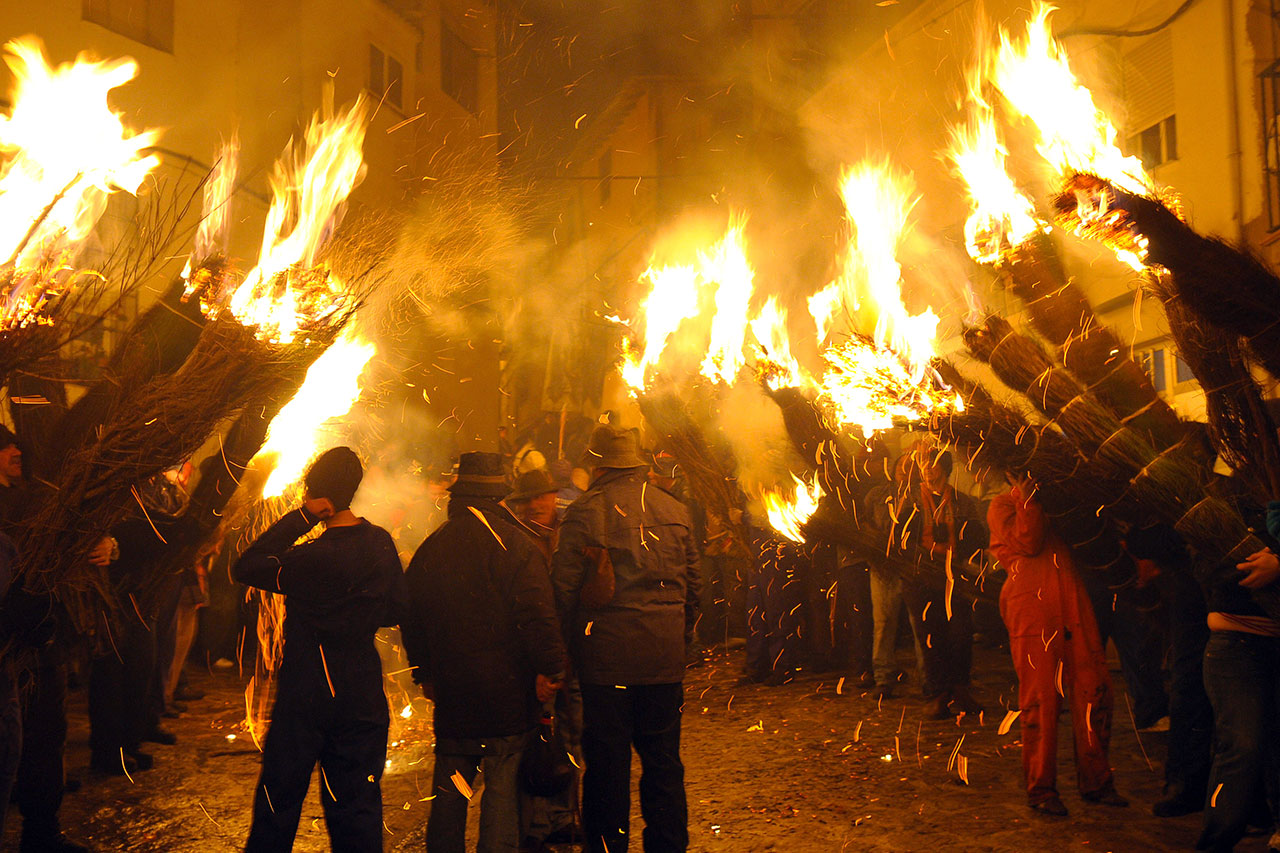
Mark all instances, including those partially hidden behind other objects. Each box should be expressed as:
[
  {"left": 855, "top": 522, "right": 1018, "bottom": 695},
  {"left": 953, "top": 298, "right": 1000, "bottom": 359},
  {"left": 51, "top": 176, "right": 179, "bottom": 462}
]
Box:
[
  {"left": 1056, "top": 176, "right": 1280, "bottom": 382},
  {"left": 13, "top": 315, "right": 344, "bottom": 631},
  {"left": 636, "top": 386, "right": 751, "bottom": 559},
  {"left": 1150, "top": 283, "right": 1280, "bottom": 503},
  {"left": 1001, "top": 232, "right": 1183, "bottom": 447},
  {"left": 930, "top": 363, "right": 1130, "bottom": 575}
]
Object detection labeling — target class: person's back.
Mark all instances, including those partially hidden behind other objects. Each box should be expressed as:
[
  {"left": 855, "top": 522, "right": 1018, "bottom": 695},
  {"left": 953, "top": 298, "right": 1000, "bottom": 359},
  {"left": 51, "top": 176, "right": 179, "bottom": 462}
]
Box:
[
  {"left": 400, "top": 451, "right": 565, "bottom": 853},
  {"left": 234, "top": 447, "right": 405, "bottom": 853},
  {"left": 551, "top": 425, "right": 700, "bottom": 853}
]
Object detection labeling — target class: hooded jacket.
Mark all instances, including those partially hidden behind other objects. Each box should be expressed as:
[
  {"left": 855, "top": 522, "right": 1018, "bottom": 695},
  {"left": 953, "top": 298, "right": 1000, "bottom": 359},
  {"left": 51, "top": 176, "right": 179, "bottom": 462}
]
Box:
[
  {"left": 401, "top": 495, "right": 566, "bottom": 740},
  {"left": 551, "top": 467, "right": 701, "bottom": 685}
]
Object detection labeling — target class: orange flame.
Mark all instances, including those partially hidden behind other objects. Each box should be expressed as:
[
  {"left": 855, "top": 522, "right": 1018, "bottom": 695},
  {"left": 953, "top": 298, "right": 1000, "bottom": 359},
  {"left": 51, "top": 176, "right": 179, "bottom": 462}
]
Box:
[
  {"left": 226, "top": 96, "right": 369, "bottom": 344},
  {"left": 762, "top": 472, "right": 823, "bottom": 543},
  {"left": 697, "top": 218, "right": 755, "bottom": 384},
  {"left": 0, "top": 37, "right": 160, "bottom": 269},
  {"left": 255, "top": 326, "right": 376, "bottom": 497},
  {"left": 619, "top": 263, "right": 700, "bottom": 392},
  {"left": 749, "top": 296, "right": 805, "bottom": 391},
  {"left": 990, "top": 3, "right": 1158, "bottom": 269},
  {"left": 193, "top": 135, "right": 239, "bottom": 263}
]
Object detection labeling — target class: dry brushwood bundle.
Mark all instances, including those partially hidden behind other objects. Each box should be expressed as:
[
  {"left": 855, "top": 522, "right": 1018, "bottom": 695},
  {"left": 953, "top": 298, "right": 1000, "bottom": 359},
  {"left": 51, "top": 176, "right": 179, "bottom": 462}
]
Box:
[
  {"left": 1151, "top": 283, "right": 1280, "bottom": 502},
  {"left": 636, "top": 387, "right": 751, "bottom": 559},
  {"left": 13, "top": 315, "right": 341, "bottom": 631},
  {"left": 1057, "top": 176, "right": 1280, "bottom": 382},
  {"left": 1000, "top": 232, "right": 1183, "bottom": 447}
]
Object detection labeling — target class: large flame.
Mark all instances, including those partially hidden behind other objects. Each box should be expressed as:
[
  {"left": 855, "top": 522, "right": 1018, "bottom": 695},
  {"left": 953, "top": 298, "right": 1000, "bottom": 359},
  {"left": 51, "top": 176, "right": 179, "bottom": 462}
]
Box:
[
  {"left": 256, "top": 327, "right": 377, "bottom": 498},
  {"left": 749, "top": 296, "right": 805, "bottom": 391},
  {"left": 226, "top": 97, "right": 369, "bottom": 344},
  {"left": 193, "top": 135, "right": 239, "bottom": 263},
  {"left": 697, "top": 219, "right": 755, "bottom": 384},
  {"left": 990, "top": 3, "right": 1161, "bottom": 269},
  {"left": 619, "top": 263, "right": 700, "bottom": 392},
  {"left": 949, "top": 94, "right": 1043, "bottom": 264},
  {"left": 836, "top": 162, "right": 939, "bottom": 381},
  {"left": 762, "top": 472, "right": 823, "bottom": 543},
  {"left": 819, "top": 338, "right": 962, "bottom": 439}
]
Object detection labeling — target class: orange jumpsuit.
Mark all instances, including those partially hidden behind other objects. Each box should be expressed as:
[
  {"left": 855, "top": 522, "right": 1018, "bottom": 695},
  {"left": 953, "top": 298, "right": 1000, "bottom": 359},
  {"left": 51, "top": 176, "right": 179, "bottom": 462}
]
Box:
[{"left": 989, "top": 488, "right": 1114, "bottom": 804}]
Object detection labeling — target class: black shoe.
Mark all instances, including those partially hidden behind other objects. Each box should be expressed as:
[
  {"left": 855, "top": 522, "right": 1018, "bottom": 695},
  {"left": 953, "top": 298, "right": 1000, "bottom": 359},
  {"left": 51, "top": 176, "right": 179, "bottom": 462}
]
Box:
[
  {"left": 20, "top": 832, "right": 92, "bottom": 852},
  {"left": 125, "top": 750, "right": 154, "bottom": 770},
  {"left": 542, "top": 826, "right": 577, "bottom": 844},
  {"left": 855, "top": 671, "right": 876, "bottom": 689},
  {"left": 169, "top": 700, "right": 188, "bottom": 713},
  {"left": 89, "top": 751, "right": 136, "bottom": 776},
  {"left": 1030, "top": 796, "right": 1069, "bottom": 817},
  {"left": 763, "top": 670, "right": 795, "bottom": 687},
  {"left": 1083, "top": 786, "right": 1129, "bottom": 807},
  {"left": 1153, "top": 794, "right": 1202, "bottom": 817},
  {"left": 173, "top": 686, "right": 205, "bottom": 702},
  {"left": 141, "top": 726, "right": 177, "bottom": 746},
  {"left": 735, "top": 672, "right": 768, "bottom": 686},
  {"left": 874, "top": 684, "right": 896, "bottom": 700}
]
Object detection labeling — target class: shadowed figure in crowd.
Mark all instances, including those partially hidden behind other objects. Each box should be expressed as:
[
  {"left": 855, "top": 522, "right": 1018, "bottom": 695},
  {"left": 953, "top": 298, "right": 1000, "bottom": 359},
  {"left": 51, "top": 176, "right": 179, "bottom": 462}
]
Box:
[
  {"left": 401, "top": 451, "right": 566, "bottom": 853},
  {"left": 551, "top": 424, "right": 701, "bottom": 853},
  {"left": 234, "top": 447, "right": 406, "bottom": 853}
]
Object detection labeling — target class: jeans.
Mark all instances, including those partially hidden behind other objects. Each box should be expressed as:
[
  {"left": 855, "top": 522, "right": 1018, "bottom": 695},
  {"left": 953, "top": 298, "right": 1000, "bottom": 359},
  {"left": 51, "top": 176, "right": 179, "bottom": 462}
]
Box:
[
  {"left": 901, "top": 581, "right": 973, "bottom": 697},
  {"left": 869, "top": 569, "right": 905, "bottom": 685},
  {"left": 428, "top": 732, "right": 526, "bottom": 853},
  {"left": 1197, "top": 631, "right": 1280, "bottom": 852},
  {"left": 580, "top": 683, "right": 687, "bottom": 853}
]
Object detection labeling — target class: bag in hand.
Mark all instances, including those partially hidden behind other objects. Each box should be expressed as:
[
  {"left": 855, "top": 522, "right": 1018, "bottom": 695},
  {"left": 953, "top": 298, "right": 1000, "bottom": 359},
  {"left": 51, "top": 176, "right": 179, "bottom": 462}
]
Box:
[{"left": 520, "top": 712, "right": 574, "bottom": 797}]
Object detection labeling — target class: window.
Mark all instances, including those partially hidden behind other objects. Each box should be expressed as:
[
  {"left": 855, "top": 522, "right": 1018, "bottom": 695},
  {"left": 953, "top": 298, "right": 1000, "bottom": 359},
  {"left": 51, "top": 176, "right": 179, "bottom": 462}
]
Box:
[
  {"left": 1139, "top": 348, "right": 1167, "bottom": 393},
  {"left": 83, "top": 0, "right": 174, "bottom": 52},
  {"left": 441, "top": 24, "right": 479, "bottom": 114},
  {"left": 1125, "top": 115, "right": 1177, "bottom": 171},
  {"left": 368, "top": 44, "right": 404, "bottom": 110},
  {"left": 1175, "top": 353, "right": 1196, "bottom": 384}
]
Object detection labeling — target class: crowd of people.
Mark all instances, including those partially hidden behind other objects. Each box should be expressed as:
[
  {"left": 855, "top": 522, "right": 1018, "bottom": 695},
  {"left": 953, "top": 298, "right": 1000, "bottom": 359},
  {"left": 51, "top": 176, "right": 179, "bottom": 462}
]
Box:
[{"left": 1, "top": 412, "right": 1279, "bottom": 853}]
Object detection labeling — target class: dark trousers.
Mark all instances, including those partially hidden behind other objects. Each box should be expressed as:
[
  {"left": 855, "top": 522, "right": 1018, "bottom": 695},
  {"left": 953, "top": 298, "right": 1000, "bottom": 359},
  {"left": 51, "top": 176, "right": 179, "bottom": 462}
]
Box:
[
  {"left": 828, "top": 556, "right": 873, "bottom": 677},
  {"left": 695, "top": 554, "right": 730, "bottom": 646},
  {"left": 744, "top": 561, "right": 802, "bottom": 676},
  {"left": 244, "top": 693, "right": 388, "bottom": 853},
  {"left": 580, "top": 683, "right": 686, "bottom": 853},
  {"left": 1197, "top": 631, "right": 1280, "bottom": 852},
  {"left": 1086, "top": 579, "right": 1169, "bottom": 727},
  {"left": 151, "top": 575, "right": 183, "bottom": 722},
  {"left": 16, "top": 652, "right": 67, "bottom": 841},
  {"left": 89, "top": 620, "right": 153, "bottom": 760},
  {"left": 1155, "top": 572, "right": 1212, "bottom": 803},
  {"left": 901, "top": 582, "right": 973, "bottom": 697},
  {"left": 0, "top": 664, "right": 21, "bottom": 841}
]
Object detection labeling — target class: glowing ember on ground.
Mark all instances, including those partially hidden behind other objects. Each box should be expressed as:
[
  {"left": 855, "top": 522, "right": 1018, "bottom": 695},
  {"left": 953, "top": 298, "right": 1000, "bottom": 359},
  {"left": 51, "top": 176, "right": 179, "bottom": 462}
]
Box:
[
  {"left": 762, "top": 472, "right": 824, "bottom": 543},
  {"left": 255, "top": 327, "right": 377, "bottom": 497},
  {"left": 223, "top": 96, "right": 369, "bottom": 344},
  {"left": 0, "top": 37, "right": 159, "bottom": 328}
]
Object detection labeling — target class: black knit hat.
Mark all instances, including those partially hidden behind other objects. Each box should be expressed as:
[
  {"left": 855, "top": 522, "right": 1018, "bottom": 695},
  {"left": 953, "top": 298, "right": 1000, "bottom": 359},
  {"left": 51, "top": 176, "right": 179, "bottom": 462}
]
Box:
[
  {"left": 304, "top": 447, "right": 364, "bottom": 511},
  {"left": 0, "top": 424, "right": 17, "bottom": 451},
  {"left": 450, "top": 451, "right": 509, "bottom": 497}
]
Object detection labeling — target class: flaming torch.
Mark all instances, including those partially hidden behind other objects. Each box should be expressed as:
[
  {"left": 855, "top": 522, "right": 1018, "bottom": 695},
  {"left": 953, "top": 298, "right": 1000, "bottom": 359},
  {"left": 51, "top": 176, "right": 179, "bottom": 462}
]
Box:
[
  {"left": 0, "top": 37, "right": 160, "bottom": 378},
  {"left": 989, "top": 2, "right": 1171, "bottom": 271},
  {"left": 762, "top": 472, "right": 823, "bottom": 543}
]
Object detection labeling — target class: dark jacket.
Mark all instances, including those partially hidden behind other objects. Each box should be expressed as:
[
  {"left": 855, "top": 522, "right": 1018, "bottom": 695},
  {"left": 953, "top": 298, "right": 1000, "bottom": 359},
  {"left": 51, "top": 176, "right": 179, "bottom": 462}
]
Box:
[
  {"left": 233, "top": 509, "right": 405, "bottom": 714},
  {"left": 400, "top": 496, "right": 566, "bottom": 741},
  {"left": 550, "top": 468, "right": 701, "bottom": 685}
]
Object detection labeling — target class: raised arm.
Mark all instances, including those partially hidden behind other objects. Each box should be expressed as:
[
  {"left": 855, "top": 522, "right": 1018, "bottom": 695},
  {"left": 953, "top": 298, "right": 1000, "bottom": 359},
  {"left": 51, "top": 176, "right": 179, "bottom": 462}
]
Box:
[{"left": 231, "top": 507, "right": 322, "bottom": 592}]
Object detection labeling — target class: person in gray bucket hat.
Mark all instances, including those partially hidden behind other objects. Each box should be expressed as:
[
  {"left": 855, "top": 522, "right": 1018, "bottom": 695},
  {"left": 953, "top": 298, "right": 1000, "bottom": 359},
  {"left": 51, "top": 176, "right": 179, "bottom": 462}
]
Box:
[{"left": 551, "top": 424, "right": 701, "bottom": 852}]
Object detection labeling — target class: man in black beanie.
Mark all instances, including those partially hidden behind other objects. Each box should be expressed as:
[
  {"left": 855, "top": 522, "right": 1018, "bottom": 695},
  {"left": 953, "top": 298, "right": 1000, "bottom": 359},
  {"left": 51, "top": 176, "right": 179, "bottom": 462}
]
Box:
[{"left": 233, "top": 446, "right": 406, "bottom": 852}]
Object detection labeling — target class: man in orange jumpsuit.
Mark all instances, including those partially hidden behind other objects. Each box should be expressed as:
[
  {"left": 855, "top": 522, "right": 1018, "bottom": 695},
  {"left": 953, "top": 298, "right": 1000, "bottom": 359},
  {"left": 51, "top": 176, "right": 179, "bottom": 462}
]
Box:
[{"left": 988, "top": 473, "right": 1127, "bottom": 816}]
